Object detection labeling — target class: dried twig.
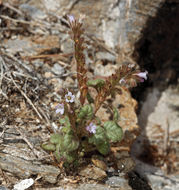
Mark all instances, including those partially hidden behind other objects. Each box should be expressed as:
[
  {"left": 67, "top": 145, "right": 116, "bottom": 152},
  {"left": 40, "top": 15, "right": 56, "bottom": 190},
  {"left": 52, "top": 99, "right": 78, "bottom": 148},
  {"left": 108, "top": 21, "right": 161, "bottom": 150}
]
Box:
[
  {"left": 4, "top": 52, "right": 32, "bottom": 73},
  {"left": 23, "top": 53, "right": 70, "bottom": 63},
  {"left": 87, "top": 34, "right": 117, "bottom": 56},
  {"left": 10, "top": 74, "right": 43, "bottom": 120},
  {"left": 14, "top": 125, "right": 42, "bottom": 159},
  {"left": 0, "top": 57, "right": 8, "bottom": 100},
  {"left": 37, "top": 106, "right": 53, "bottom": 133},
  {"left": 0, "top": 15, "right": 46, "bottom": 35},
  {"left": 162, "top": 118, "right": 171, "bottom": 174},
  {"left": 163, "top": 118, "right": 170, "bottom": 156},
  {"left": 0, "top": 15, "right": 32, "bottom": 25},
  {"left": 0, "top": 120, "right": 7, "bottom": 139},
  {"left": 12, "top": 71, "right": 38, "bottom": 81},
  {"left": 3, "top": 2, "right": 23, "bottom": 16},
  {"left": 0, "top": 168, "right": 8, "bottom": 185},
  {"left": 0, "top": 27, "right": 23, "bottom": 31},
  {"left": 0, "top": 57, "right": 4, "bottom": 88}
]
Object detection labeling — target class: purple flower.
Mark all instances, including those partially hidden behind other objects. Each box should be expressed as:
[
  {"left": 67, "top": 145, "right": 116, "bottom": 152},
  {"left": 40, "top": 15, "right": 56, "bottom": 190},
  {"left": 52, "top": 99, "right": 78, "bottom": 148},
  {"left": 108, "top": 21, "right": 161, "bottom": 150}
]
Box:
[
  {"left": 65, "top": 91, "right": 75, "bottom": 103},
  {"left": 86, "top": 122, "right": 97, "bottom": 134},
  {"left": 55, "top": 103, "right": 64, "bottom": 115},
  {"left": 134, "top": 71, "right": 148, "bottom": 81},
  {"left": 119, "top": 78, "right": 126, "bottom": 85},
  {"left": 67, "top": 15, "right": 75, "bottom": 23}
]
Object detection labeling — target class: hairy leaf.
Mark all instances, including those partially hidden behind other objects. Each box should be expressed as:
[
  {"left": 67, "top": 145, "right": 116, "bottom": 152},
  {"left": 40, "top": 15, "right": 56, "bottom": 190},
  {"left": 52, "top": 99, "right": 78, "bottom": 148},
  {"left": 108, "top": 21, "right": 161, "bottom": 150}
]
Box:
[
  {"left": 104, "top": 121, "right": 123, "bottom": 142},
  {"left": 87, "top": 79, "right": 105, "bottom": 88},
  {"left": 41, "top": 142, "right": 56, "bottom": 151},
  {"left": 113, "top": 107, "right": 119, "bottom": 122},
  {"left": 63, "top": 152, "right": 76, "bottom": 163},
  {"left": 63, "top": 134, "right": 79, "bottom": 152},
  {"left": 96, "top": 141, "right": 110, "bottom": 155},
  {"left": 50, "top": 133, "right": 63, "bottom": 144},
  {"left": 89, "top": 126, "right": 110, "bottom": 155},
  {"left": 77, "top": 104, "right": 93, "bottom": 120},
  {"left": 87, "top": 92, "right": 94, "bottom": 103},
  {"left": 59, "top": 116, "right": 71, "bottom": 133},
  {"left": 88, "top": 126, "right": 106, "bottom": 144},
  {"left": 54, "top": 146, "right": 63, "bottom": 162}
]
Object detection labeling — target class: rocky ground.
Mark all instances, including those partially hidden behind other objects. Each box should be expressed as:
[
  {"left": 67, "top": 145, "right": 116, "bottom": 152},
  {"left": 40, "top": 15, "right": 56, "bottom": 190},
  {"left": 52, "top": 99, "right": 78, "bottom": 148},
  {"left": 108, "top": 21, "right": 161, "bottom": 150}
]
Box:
[{"left": 0, "top": 0, "right": 179, "bottom": 190}]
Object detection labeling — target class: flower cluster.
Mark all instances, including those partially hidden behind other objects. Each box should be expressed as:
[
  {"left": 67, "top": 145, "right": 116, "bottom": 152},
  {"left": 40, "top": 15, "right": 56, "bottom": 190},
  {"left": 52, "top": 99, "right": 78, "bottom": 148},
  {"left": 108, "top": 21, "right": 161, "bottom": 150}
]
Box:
[
  {"left": 86, "top": 122, "right": 97, "bottom": 134},
  {"left": 119, "top": 70, "right": 148, "bottom": 85},
  {"left": 42, "top": 15, "right": 148, "bottom": 167},
  {"left": 68, "top": 15, "right": 75, "bottom": 23},
  {"left": 65, "top": 91, "right": 75, "bottom": 103},
  {"left": 55, "top": 91, "right": 75, "bottom": 114},
  {"left": 55, "top": 103, "right": 64, "bottom": 115}
]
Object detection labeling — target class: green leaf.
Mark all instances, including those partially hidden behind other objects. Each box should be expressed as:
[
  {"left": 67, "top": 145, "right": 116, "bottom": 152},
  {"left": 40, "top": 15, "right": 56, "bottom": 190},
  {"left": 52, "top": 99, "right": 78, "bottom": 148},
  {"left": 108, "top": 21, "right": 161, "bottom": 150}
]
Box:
[
  {"left": 55, "top": 142, "right": 61, "bottom": 155},
  {"left": 41, "top": 142, "right": 56, "bottom": 151},
  {"left": 63, "top": 152, "right": 76, "bottom": 163},
  {"left": 88, "top": 126, "right": 106, "bottom": 144},
  {"left": 113, "top": 107, "right": 119, "bottom": 122},
  {"left": 95, "top": 116, "right": 101, "bottom": 125},
  {"left": 59, "top": 118, "right": 66, "bottom": 125},
  {"left": 63, "top": 134, "right": 79, "bottom": 152},
  {"left": 89, "top": 126, "right": 110, "bottom": 155},
  {"left": 59, "top": 116, "right": 71, "bottom": 127},
  {"left": 54, "top": 146, "right": 63, "bottom": 162},
  {"left": 77, "top": 104, "right": 93, "bottom": 121},
  {"left": 59, "top": 116, "right": 71, "bottom": 133},
  {"left": 96, "top": 141, "right": 110, "bottom": 155},
  {"left": 103, "top": 121, "right": 123, "bottom": 142},
  {"left": 87, "top": 79, "right": 105, "bottom": 88},
  {"left": 87, "top": 92, "right": 94, "bottom": 103},
  {"left": 50, "top": 133, "right": 63, "bottom": 144},
  {"left": 55, "top": 151, "right": 76, "bottom": 164}
]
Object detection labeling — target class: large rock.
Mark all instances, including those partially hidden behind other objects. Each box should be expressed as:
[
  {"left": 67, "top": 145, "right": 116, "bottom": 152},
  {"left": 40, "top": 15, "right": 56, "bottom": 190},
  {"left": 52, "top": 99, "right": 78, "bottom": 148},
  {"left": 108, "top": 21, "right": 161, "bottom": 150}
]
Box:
[
  {"left": 27, "top": 0, "right": 165, "bottom": 51},
  {"left": 0, "top": 153, "right": 61, "bottom": 184},
  {"left": 131, "top": 86, "right": 179, "bottom": 190},
  {"left": 71, "top": 0, "right": 165, "bottom": 51}
]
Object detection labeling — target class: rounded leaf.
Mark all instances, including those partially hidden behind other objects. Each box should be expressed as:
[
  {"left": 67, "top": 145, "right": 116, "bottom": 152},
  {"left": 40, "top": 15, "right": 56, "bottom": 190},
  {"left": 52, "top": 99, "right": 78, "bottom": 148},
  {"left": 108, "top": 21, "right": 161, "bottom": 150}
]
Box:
[
  {"left": 87, "top": 92, "right": 94, "bottom": 103},
  {"left": 50, "top": 133, "right": 62, "bottom": 144},
  {"left": 113, "top": 107, "right": 119, "bottom": 122},
  {"left": 88, "top": 126, "right": 109, "bottom": 155},
  {"left": 59, "top": 116, "right": 71, "bottom": 133},
  {"left": 104, "top": 121, "right": 123, "bottom": 142},
  {"left": 88, "top": 126, "right": 106, "bottom": 145},
  {"left": 96, "top": 141, "right": 110, "bottom": 155},
  {"left": 95, "top": 117, "right": 101, "bottom": 125},
  {"left": 63, "top": 152, "right": 76, "bottom": 163},
  {"left": 59, "top": 116, "right": 71, "bottom": 128},
  {"left": 63, "top": 134, "right": 79, "bottom": 152},
  {"left": 87, "top": 79, "right": 105, "bottom": 88},
  {"left": 41, "top": 143, "right": 56, "bottom": 151},
  {"left": 54, "top": 148, "right": 63, "bottom": 162},
  {"left": 77, "top": 104, "right": 93, "bottom": 120}
]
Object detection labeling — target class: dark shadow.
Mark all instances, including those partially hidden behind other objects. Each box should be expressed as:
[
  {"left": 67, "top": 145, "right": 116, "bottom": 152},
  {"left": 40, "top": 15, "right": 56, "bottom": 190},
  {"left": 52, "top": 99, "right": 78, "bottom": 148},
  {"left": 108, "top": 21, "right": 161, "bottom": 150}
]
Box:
[
  {"left": 132, "top": 0, "right": 179, "bottom": 104},
  {"left": 128, "top": 171, "right": 152, "bottom": 190},
  {"left": 169, "top": 105, "right": 179, "bottom": 114},
  {"left": 131, "top": 0, "right": 179, "bottom": 171},
  {"left": 133, "top": 1, "right": 179, "bottom": 86}
]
